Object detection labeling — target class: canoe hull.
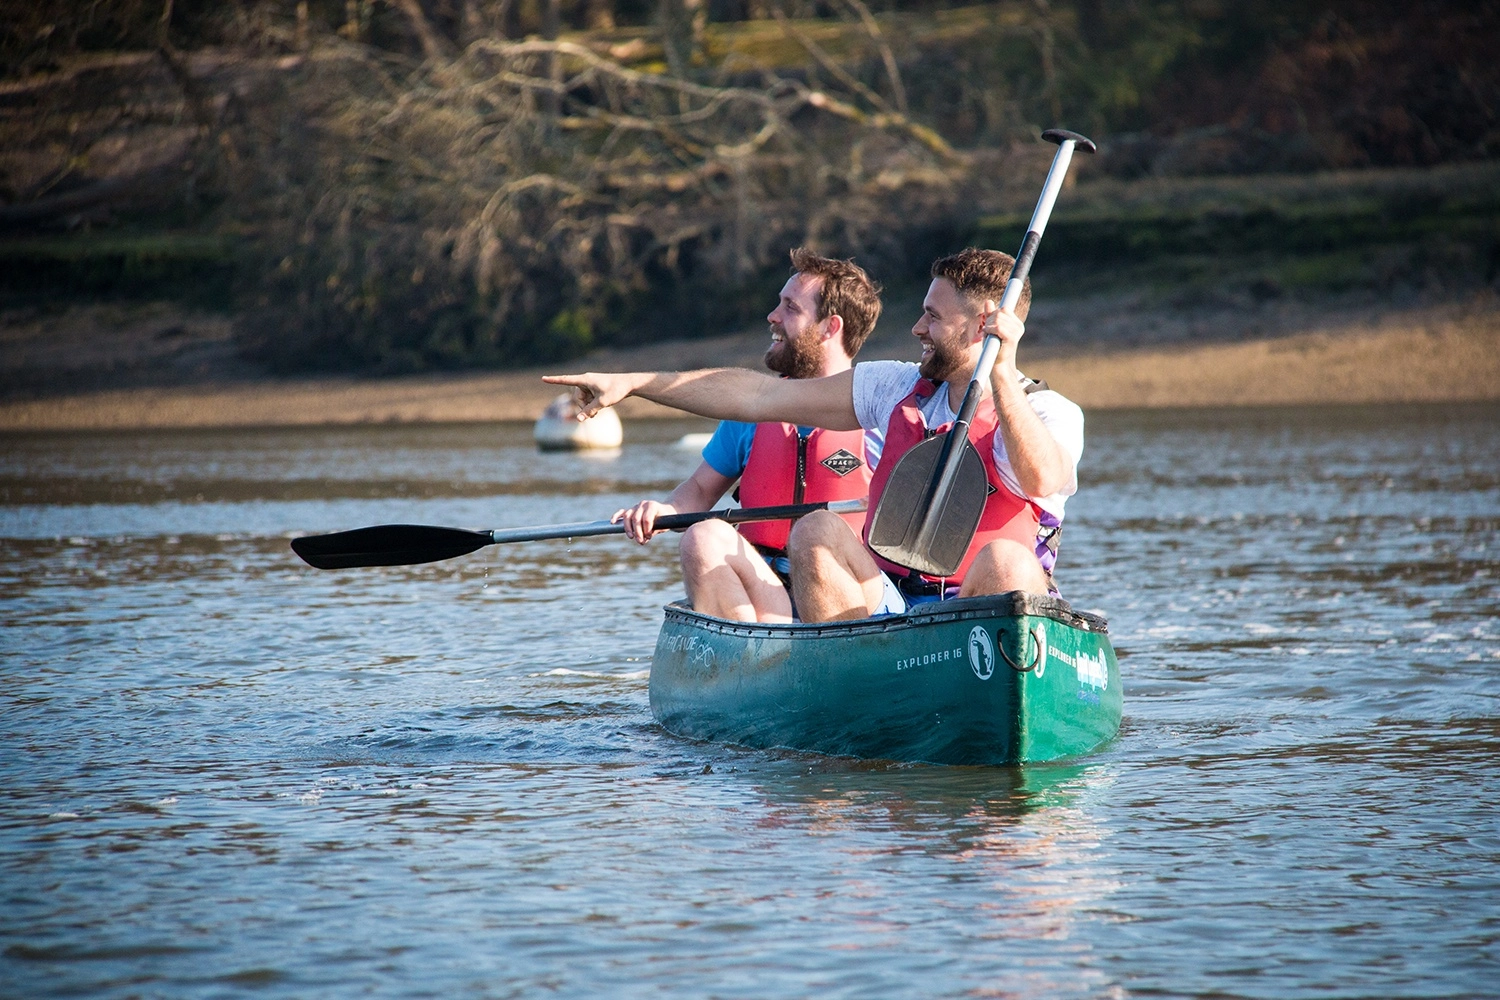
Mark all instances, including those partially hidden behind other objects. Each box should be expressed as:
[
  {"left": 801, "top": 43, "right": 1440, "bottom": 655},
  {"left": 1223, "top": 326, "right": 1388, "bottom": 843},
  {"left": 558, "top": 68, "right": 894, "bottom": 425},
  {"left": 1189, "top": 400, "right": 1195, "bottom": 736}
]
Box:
[{"left": 650, "top": 593, "right": 1122, "bottom": 765}]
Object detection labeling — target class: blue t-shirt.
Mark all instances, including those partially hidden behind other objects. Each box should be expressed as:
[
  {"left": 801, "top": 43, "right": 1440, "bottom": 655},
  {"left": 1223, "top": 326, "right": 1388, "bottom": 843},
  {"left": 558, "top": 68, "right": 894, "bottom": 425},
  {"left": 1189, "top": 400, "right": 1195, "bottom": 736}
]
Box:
[
  {"left": 700, "top": 421, "right": 814, "bottom": 478},
  {"left": 699, "top": 420, "right": 757, "bottom": 478}
]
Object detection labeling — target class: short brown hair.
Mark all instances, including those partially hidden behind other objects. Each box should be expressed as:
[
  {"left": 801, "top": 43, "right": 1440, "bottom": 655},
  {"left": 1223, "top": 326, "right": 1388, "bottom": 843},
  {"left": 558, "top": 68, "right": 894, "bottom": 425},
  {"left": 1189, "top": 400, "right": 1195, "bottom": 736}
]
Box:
[
  {"left": 930, "top": 247, "right": 1032, "bottom": 318},
  {"left": 789, "top": 247, "right": 882, "bottom": 357}
]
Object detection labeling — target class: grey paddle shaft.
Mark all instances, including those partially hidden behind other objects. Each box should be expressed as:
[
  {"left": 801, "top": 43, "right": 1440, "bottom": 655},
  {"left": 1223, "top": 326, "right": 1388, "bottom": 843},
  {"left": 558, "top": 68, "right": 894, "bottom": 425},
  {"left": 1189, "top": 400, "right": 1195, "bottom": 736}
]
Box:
[
  {"left": 908, "top": 129, "right": 1094, "bottom": 561},
  {"left": 488, "top": 519, "right": 632, "bottom": 544},
  {"left": 486, "top": 497, "right": 868, "bottom": 544}
]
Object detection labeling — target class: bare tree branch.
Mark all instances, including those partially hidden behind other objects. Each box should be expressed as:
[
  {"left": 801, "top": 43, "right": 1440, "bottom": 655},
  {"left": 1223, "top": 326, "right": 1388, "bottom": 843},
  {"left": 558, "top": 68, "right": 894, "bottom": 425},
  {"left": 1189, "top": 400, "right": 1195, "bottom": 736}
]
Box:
[
  {"left": 771, "top": 7, "right": 893, "bottom": 115},
  {"left": 393, "top": 0, "right": 454, "bottom": 63},
  {"left": 837, "top": 0, "right": 909, "bottom": 116}
]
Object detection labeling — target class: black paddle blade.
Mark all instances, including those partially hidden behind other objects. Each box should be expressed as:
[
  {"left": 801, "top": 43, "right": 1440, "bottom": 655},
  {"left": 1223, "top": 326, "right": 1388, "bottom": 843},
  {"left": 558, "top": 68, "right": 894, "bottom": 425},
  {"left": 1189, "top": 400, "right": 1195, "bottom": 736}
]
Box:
[
  {"left": 291, "top": 524, "right": 493, "bottom": 570},
  {"left": 867, "top": 436, "right": 989, "bottom": 578}
]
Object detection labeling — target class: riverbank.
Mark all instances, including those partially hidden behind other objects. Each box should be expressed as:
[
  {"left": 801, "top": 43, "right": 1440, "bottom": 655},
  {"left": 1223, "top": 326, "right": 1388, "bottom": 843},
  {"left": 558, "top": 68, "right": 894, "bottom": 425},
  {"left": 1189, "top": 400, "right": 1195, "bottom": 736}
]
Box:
[{"left": 0, "top": 297, "right": 1495, "bottom": 432}]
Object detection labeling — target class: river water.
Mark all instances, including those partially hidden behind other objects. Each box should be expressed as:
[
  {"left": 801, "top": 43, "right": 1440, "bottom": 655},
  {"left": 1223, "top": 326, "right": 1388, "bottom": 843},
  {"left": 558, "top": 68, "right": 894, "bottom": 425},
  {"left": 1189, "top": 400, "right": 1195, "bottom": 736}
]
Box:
[{"left": 2, "top": 404, "right": 1497, "bottom": 999}]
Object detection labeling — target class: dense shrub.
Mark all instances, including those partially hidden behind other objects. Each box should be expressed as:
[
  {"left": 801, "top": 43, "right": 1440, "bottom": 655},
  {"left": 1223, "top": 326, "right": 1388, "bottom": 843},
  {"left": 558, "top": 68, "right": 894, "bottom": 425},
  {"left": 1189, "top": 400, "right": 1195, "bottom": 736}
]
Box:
[{"left": 226, "top": 28, "right": 969, "bottom": 372}]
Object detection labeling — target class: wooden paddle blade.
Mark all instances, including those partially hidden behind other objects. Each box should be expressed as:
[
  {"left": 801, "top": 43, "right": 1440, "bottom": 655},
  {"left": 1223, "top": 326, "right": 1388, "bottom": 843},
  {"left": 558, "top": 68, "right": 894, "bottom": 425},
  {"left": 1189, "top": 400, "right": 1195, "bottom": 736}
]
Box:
[
  {"left": 867, "top": 436, "right": 989, "bottom": 578},
  {"left": 291, "top": 524, "right": 493, "bottom": 570}
]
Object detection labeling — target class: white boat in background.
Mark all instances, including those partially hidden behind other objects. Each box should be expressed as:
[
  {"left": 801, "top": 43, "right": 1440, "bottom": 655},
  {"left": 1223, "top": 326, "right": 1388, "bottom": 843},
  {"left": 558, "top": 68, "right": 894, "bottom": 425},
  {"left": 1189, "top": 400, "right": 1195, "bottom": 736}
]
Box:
[
  {"left": 675, "top": 432, "right": 713, "bottom": 451},
  {"left": 533, "top": 393, "right": 623, "bottom": 451}
]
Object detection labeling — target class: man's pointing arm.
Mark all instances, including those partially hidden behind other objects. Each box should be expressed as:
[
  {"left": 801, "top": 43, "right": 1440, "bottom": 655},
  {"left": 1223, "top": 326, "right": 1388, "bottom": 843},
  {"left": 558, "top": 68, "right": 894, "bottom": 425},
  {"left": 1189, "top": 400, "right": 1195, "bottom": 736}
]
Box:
[{"left": 541, "top": 368, "right": 861, "bottom": 431}]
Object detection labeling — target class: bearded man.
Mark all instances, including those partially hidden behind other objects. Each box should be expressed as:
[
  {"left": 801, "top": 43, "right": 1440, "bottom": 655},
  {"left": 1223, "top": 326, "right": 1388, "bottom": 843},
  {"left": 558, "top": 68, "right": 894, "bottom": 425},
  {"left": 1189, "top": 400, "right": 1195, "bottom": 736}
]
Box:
[
  {"left": 548, "top": 247, "right": 1081, "bottom": 624},
  {"left": 609, "top": 248, "right": 883, "bottom": 622}
]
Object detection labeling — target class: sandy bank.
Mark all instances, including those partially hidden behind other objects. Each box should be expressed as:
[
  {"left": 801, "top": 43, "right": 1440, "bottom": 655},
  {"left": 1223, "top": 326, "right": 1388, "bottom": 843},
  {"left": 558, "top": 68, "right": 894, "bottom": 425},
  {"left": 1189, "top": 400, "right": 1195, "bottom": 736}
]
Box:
[
  {"left": 1032, "top": 307, "right": 1500, "bottom": 409},
  {"left": 0, "top": 304, "right": 1495, "bottom": 432}
]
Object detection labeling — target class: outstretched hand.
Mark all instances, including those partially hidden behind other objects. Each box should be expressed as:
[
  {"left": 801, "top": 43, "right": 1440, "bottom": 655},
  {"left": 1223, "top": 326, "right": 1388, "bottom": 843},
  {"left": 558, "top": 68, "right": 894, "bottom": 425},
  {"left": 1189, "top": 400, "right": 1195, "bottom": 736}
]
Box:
[{"left": 540, "top": 372, "right": 642, "bottom": 419}]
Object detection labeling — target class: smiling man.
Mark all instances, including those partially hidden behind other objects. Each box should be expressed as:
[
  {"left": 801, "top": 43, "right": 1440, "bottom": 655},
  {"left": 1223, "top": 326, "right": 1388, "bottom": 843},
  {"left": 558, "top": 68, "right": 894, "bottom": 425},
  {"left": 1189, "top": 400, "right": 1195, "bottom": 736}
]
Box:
[
  {"left": 548, "top": 248, "right": 1082, "bottom": 623},
  {"left": 608, "top": 249, "right": 883, "bottom": 622}
]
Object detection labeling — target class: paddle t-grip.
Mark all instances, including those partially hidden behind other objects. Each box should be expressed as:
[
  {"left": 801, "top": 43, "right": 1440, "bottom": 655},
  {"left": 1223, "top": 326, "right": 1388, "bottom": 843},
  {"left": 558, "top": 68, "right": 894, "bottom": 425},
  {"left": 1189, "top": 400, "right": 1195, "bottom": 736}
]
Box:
[{"left": 1042, "top": 129, "right": 1098, "bottom": 153}]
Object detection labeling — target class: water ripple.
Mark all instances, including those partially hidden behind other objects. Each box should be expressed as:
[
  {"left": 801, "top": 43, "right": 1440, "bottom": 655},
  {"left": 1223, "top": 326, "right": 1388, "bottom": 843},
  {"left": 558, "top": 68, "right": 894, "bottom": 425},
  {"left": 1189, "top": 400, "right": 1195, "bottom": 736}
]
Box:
[{"left": 2, "top": 407, "right": 1498, "bottom": 999}]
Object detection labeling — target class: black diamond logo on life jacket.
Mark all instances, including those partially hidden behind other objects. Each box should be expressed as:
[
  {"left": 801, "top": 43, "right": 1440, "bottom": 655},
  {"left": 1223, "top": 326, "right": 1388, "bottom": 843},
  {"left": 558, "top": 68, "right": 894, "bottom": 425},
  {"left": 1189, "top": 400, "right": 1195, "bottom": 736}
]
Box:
[
  {"left": 985, "top": 478, "right": 998, "bottom": 496},
  {"left": 820, "top": 449, "right": 863, "bottom": 477}
]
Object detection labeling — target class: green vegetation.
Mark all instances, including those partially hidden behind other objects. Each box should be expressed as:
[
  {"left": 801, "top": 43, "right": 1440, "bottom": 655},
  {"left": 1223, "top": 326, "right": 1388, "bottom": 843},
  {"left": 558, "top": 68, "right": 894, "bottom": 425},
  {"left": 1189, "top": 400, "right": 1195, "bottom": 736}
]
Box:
[
  {"left": 1, "top": 1, "right": 1495, "bottom": 375},
  {"left": 975, "top": 162, "right": 1500, "bottom": 300},
  {"left": 0, "top": 233, "right": 236, "bottom": 306}
]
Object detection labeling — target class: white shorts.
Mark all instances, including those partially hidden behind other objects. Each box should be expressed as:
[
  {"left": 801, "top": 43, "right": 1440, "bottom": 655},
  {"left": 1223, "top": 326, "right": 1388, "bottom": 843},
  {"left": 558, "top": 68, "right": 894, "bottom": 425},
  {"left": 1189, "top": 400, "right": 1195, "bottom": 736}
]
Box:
[
  {"left": 872, "top": 574, "right": 964, "bottom": 617},
  {"left": 873, "top": 572, "right": 907, "bottom": 616}
]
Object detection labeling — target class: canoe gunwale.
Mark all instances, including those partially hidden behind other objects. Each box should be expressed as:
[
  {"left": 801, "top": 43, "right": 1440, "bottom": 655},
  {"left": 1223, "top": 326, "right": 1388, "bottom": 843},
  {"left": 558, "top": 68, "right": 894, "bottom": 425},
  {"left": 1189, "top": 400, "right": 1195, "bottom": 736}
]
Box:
[{"left": 661, "top": 591, "right": 1109, "bottom": 639}]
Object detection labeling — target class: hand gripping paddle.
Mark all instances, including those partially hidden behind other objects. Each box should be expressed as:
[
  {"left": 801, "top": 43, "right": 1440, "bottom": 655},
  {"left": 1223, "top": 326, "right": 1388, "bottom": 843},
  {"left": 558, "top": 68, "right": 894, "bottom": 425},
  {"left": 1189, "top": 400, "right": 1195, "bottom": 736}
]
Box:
[{"left": 866, "top": 128, "right": 1095, "bottom": 578}]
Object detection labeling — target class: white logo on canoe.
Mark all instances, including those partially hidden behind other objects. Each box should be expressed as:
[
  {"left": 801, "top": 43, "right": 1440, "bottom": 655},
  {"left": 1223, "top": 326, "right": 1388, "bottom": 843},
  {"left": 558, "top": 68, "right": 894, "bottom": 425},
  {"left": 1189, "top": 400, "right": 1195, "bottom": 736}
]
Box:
[
  {"left": 968, "top": 626, "right": 995, "bottom": 680},
  {"left": 1076, "top": 648, "right": 1108, "bottom": 689},
  {"left": 894, "top": 646, "right": 963, "bottom": 671},
  {"left": 1033, "top": 621, "right": 1047, "bottom": 677},
  {"left": 662, "top": 633, "right": 717, "bottom": 671},
  {"left": 1050, "top": 643, "right": 1108, "bottom": 689}
]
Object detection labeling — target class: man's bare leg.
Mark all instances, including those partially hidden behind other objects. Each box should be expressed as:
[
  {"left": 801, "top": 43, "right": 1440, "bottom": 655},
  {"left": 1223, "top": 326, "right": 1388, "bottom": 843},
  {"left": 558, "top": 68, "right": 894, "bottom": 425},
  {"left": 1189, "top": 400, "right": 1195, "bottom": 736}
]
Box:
[
  {"left": 957, "top": 539, "right": 1051, "bottom": 597},
  {"left": 678, "top": 520, "right": 793, "bottom": 622},
  {"left": 786, "top": 510, "right": 887, "bottom": 622}
]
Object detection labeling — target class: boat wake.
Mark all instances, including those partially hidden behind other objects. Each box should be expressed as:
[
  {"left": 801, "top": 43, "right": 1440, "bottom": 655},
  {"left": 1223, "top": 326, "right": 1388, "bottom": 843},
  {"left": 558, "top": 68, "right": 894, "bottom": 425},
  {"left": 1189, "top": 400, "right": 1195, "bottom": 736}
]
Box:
[{"left": 535, "top": 667, "right": 651, "bottom": 680}]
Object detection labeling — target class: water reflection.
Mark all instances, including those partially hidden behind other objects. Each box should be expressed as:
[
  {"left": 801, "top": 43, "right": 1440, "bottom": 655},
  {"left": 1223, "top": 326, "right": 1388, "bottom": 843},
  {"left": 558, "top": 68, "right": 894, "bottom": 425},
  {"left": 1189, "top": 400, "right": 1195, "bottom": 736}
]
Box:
[
  {"left": 727, "top": 762, "right": 1122, "bottom": 992},
  {"left": 750, "top": 763, "right": 1093, "bottom": 842}
]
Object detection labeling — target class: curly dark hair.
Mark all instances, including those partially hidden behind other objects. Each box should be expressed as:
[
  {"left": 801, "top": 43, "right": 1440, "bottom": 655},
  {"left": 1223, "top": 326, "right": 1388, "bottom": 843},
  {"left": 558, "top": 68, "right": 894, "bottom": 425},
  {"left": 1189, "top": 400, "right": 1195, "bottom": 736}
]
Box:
[
  {"left": 788, "top": 248, "right": 883, "bottom": 357},
  {"left": 930, "top": 248, "right": 1032, "bottom": 318}
]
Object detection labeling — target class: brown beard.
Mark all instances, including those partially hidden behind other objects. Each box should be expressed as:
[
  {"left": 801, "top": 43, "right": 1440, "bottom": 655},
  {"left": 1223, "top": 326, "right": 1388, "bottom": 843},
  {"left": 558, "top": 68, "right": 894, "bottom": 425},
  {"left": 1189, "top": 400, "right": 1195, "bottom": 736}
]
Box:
[
  {"left": 764, "top": 325, "right": 822, "bottom": 379},
  {"left": 918, "top": 335, "right": 970, "bottom": 384}
]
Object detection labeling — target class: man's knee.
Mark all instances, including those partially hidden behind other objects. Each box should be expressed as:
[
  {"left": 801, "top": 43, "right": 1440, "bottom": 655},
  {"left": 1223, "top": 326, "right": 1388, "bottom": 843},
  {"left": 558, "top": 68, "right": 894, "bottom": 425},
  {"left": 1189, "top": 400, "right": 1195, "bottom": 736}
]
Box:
[
  {"left": 963, "top": 539, "right": 1048, "bottom": 595},
  {"left": 680, "top": 518, "right": 742, "bottom": 564},
  {"left": 788, "top": 509, "right": 854, "bottom": 551},
  {"left": 679, "top": 520, "right": 750, "bottom": 585},
  {"left": 789, "top": 509, "right": 876, "bottom": 585},
  {"left": 974, "top": 538, "right": 1033, "bottom": 569}
]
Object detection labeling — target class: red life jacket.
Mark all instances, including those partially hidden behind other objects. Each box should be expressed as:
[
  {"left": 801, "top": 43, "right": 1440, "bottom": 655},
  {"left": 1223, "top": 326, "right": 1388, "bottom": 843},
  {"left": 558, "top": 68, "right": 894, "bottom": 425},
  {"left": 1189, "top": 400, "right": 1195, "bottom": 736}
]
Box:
[
  {"left": 737, "top": 423, "right": 871, "bottom": 551},
  {"left": 862, "top": 379, "right": 1042, "bottom": 585}
]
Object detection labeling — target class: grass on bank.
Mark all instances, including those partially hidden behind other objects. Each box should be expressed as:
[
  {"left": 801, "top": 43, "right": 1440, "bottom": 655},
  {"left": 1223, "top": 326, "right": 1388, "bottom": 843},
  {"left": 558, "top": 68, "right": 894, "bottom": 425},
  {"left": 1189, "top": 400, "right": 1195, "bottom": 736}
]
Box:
[{"left": 973, "top": 161, "right": 1500, "bottom": 303}]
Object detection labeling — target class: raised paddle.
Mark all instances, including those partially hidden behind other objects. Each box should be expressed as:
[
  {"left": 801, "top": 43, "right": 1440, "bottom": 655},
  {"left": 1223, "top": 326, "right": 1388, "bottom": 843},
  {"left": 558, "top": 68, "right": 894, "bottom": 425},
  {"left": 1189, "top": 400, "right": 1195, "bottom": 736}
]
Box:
[
  {"left": 865, "top": 128, "right": 1095, "bottom": 578},
  {"left": 291, "top": 498, "right": 868, "bottom": 570}
]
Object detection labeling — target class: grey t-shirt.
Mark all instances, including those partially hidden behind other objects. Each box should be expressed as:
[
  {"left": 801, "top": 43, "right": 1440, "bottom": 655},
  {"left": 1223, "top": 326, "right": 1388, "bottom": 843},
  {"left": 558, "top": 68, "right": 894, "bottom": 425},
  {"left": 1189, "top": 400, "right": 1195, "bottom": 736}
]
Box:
[{"left": 850, "top": 359, "right": 1083, "bottom": 520}]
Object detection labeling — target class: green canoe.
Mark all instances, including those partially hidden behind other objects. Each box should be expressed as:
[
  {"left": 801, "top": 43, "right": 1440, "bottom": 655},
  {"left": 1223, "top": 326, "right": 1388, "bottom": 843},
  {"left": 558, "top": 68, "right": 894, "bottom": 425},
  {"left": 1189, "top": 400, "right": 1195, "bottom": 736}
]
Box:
[{"left": 649, "top": 592, "right": 1122, "bottom": 765}]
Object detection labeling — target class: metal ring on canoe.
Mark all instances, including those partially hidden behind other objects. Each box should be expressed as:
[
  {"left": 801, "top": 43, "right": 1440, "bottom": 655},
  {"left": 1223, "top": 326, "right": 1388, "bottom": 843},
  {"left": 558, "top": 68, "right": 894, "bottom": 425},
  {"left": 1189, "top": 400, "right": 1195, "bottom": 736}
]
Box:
[{"left": 997, "top": 627, "right": 1043, "bottom": 672}]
